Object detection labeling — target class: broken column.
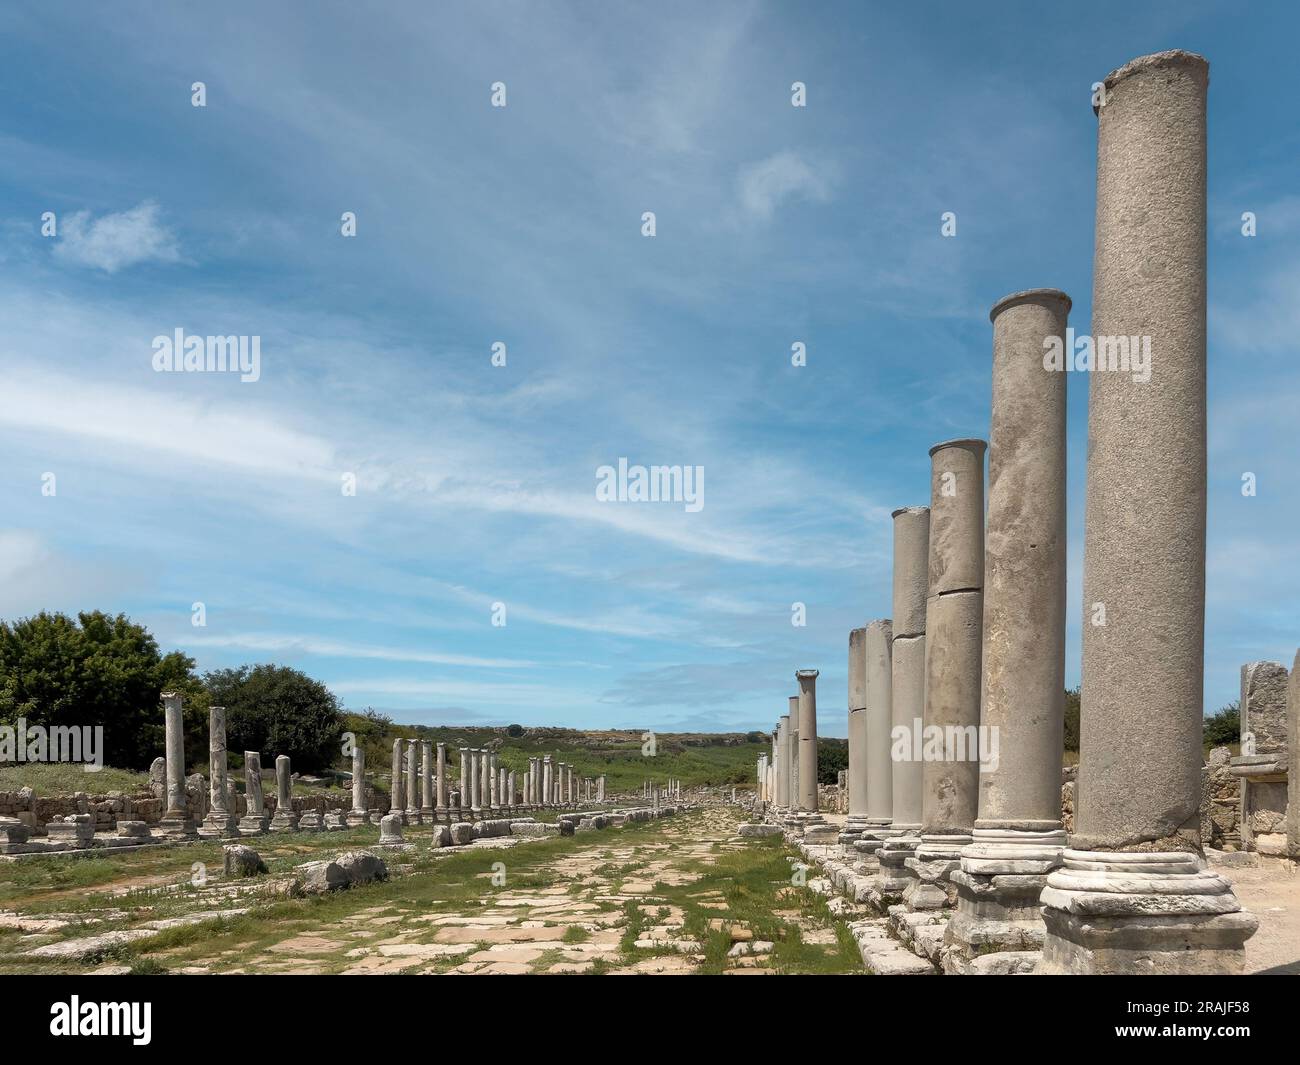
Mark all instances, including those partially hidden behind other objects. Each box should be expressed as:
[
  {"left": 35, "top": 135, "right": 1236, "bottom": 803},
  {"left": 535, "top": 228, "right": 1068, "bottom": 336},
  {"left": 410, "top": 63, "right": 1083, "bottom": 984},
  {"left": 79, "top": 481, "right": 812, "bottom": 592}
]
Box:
[
  {"left": 348, "top": 745, "right": 369, "bottom": 826},
  {"left": 878, "top": 507, "right": 929, "bottom": 897},
  {"left": 1229, "top": 661, "right": 1291, "bottom": 854},
  {"left": 240, "top": 751, "right": 269, "bottom": 834},
  {"left": 159, "top": 692, "right": 196, "bottom": 837},
  {"left": 269, "top": 755, "right": 298, "bottom": 831},
  {"left": 905, "top": 438, "right": 986, "bottom": 914},
  {"left": 945, "top": 289, "right": 1071, "bottom": 974},
  {"left": 843, "top": 627, "right": 870, "bottom": 844},
  {"left": 1040, "top": 50, "right": 1256, "bottom": 974},
  {"left": 200, "top": 704, "right": 240, "bottom": 838}
]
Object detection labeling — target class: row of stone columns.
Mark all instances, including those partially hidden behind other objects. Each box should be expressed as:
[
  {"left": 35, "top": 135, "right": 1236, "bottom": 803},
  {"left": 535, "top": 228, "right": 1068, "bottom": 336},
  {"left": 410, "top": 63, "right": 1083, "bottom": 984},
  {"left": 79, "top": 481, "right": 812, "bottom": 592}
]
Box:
[
  {"left": 162, "top": 692, "right": 611, "bottom": 837},
  {"left": 770, "top": 50, "right": 1256, "bottom": 975}
]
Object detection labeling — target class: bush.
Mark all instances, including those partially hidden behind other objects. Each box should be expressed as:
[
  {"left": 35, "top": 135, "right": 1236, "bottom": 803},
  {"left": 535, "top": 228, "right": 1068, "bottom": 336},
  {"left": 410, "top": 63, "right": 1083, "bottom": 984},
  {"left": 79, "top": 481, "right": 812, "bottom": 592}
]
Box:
[
  {"left": 1063, "top": 687, "right": 1081, "bottom": 753},
  {"left": 1203, "top": 700, "right": 1240, "bottom": 749},
  {"left": 204, "top": 665, "right": 344, "bottom": 773}
]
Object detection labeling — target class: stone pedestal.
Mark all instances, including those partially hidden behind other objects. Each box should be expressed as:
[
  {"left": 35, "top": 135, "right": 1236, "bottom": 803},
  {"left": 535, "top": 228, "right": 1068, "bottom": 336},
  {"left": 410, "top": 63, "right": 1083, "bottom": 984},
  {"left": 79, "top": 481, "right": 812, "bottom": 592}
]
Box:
[{"left": 1037, "top": 850, "right": 1257, "bottom": 974}]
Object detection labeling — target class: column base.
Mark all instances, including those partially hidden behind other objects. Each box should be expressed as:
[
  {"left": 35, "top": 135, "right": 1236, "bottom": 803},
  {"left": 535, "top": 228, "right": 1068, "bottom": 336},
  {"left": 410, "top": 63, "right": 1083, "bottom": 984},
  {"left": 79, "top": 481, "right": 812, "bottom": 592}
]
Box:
[
  {"left": 297, "top": 810, "right": 324, "bottom": 832},
  {"left": 903, "top": 833, "right": 970, "bottom": 911},
  {"left": 1036, "top": 849, "right": 1258, "bottom": 974},
  {"left": 158, "top": 814, "right": 197, "bottom": 839},
  {"left": 346, "top": 810, "right": 370, "bottom": 827},
  {"left": 434, "top": 805, "right": 449, "bottom": 823},
  {"left": 942, "top": 827, "right": 1066, "bottom": 974},
  {"left": 839, "top": 815, "right": 872, "bottom": 844},
  {"left": 405, "top": 809, "right": 423, "bottom": 825},
  {"left": 198, "top": 814, "right": 241, "bottom": 839},
  {"left": 269, "top": 811, "right": 299, "bottom": 832},
  {"left": 876, "top": 831, "right": 920, "bottom": 899}
]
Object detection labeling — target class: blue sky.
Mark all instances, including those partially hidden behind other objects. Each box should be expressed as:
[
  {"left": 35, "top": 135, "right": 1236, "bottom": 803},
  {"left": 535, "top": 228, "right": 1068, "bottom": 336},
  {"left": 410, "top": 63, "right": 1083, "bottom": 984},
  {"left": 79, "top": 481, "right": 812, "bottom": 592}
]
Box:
[{"left": 1, "top": 1, "right": 1297, "bottom": 736}]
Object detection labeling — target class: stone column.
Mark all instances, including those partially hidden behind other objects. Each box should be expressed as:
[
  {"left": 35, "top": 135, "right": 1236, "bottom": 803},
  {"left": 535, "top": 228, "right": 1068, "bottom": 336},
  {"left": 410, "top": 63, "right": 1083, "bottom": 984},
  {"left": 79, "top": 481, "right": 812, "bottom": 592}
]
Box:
[
  {"left": 1040, "top": 50, "right": 1255, "bottom": 973},
  {"left": 1228, "top": 662, "right": 1289, "bottom": 853},
  {"left": 158, "top": 692, "right": 195, "bottom": 836},
  {"left": 507, "top": 769, "right": 517, "bottom": 810},
  {"left": 270, "top": 754, "right": 298, "bottom": 831},
  {"left": 542, "top": 756, "right": 553, "bottom": 807},
  {"left": 775, "top": 715, "right": 790, "bottom": 810},
  {"left": 905, "top": 438, "right": 986, "bottom": 913},
  {"left": 854, "top": 620, "right": 895, "bottom": 865},
  {"left": 487, "top": 752, "right": 498, "bottom": 812},
  {"left": 417, "top": 740, "right": 433, "bottom": 820},
  {"left": 945, "top": 289, "right": 1071, "bottom": 973},
  {"left": 598, "top": 775, "right": 606, "bottom": 802},
  {"left": 435, "top": 742, "right": 449, "bottom": 821},
  {"left": 843, "top": 628, "right": 869, "bottom": 843},
  {"left": 469, "top": 749, "right": 482, "bottom": 818},
  {"left": 787, "top": 695, "right": 800, "bottom": 817},
  {"left": 348, "top": 745, "right": 368, "bottom": 826},
  {"left": 390, "top": 739, "right": 404, "bottom": 819},
  {"left": 240, "top": 751, "right": 268, "bottom": 833},
  {"left": 796, "top": 670, "right": 819, "bottom": 813},
  {"left": 878, "top": 506, "right": 929, "bottom": 898},
  {"left": 404, "top": 739, "right": 420, "bottom": 823},
  {"left": 457, "top": 747, "right": 470, "bottom": 819},
  {"left": 200, "top": 704, "right": 240, "bottom": 838},
  {"left": 481, "top": 751, "right": 492, "bottom": 812}
]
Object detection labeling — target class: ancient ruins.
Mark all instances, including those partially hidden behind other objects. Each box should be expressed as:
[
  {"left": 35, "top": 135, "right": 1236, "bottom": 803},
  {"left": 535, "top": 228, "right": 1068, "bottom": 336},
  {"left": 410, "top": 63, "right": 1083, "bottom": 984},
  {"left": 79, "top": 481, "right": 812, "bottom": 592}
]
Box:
[{"left": 750, "top": 50, "right": 1297, "bottom": 976}]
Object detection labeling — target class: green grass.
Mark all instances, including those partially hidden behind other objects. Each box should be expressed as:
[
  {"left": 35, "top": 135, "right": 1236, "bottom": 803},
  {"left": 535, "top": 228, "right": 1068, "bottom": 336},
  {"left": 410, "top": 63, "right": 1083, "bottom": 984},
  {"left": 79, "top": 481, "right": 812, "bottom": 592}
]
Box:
[{"left": 0, "top": 762, "right": 150, "bottom": 793}]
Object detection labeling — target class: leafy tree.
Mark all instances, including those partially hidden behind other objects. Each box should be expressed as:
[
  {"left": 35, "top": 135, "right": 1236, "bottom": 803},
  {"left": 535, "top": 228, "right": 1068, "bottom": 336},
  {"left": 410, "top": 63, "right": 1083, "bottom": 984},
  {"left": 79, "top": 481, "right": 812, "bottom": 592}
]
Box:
[
  {"left": 204, "top": 664, "right": 343, "bottom": 773},
  {"left": 818, "top": 738, "right": 848, "bottom": 785},
  {"left": 0, "top": 611, "right": 202, "bottom": 769},
  {"left": 506, "top": 723, "right": 525, "bottom": 737},
  {"left": 1203, "top": 699, "right": 1240, "bottom": 749},
  {"left": 1063, "top": 687, "right": 1081, "bottom": 753}
]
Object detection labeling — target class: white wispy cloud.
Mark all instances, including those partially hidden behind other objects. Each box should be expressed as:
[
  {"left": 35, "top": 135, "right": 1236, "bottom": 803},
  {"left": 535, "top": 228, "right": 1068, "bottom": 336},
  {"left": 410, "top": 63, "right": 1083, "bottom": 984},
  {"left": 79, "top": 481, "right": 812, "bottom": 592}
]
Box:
[
  {"left": 737, "top": 151, "right": 833, "bottom": 222},
  {"left": 52, "top": 202, "right": 181, "bottom": 273},
  {"left": 180, "top": 632, "right": 533, "bottom": 669}
]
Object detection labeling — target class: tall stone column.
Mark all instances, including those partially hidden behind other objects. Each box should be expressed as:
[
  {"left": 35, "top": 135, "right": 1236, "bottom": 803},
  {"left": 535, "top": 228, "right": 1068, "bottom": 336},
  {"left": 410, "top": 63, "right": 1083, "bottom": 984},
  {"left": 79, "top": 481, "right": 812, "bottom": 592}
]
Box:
[
  {"left": 597, "top": 775, "right": 606, "bottom": 802},
  {"left": 508, "top": 769, "right": 517, "bottom": 810},
  {"left": 775, "top": 715, "right": 790, "bottom": 810},
  {"left": 348, "top": 746, "right": 368, "bottom": 826},
  {"left": 1040, "top": 49, "right": 1256, "bottom": 973},
  {"left": 435, "top": 742, "right": 449, "bottom": 821},
  {"left": 418, "top": 740, "right": 434, "bottom": 820},
  {"left": 796, "top": 670, "right": 820, "bottom": 813},
  {"left": 457, "top": 747, "right": 470, "bottom": 819},
  {"left": 405, "top": 739, "right": 421, "bottom": 823},
  {"left": 469, "top": 749, "right": 482, "bottom": 818},
  {"left": 240, "top": 751, "right": 268, "bottom": 833},
  {"left": 905, "top": 438, "right": 986, "bottom": 914},
  {"left": 945, "top": 289, "right": 1071, "bottom": 974},
  {"left": 200, "top": 704, "right": 240, "bottom": 838},
  {"left": 270, "top": 754, "right": 298, "bottom": 831},
  {"left": 487, "top": 752, "right": 498, "bottom": 812},
  {"left": 855, "top": 620, "right": 895, "bottom": 865},
  {"left": 390, "top": 739, "right": 404, "bottom": 820},
  {"left": 843, "top": 628, "right": 869, "bottom": 843},
  {"left": 787, "top": 695, "right": 800, "bottom": 817},
  {"left": 878, "top": 507, "right": 929, "bottom": 897},
  {"left": 158, "top": 692, "right": 195, "bottom": 836},
  {"left": 543, "top": 757, "right": 553, "bottom": 807}
]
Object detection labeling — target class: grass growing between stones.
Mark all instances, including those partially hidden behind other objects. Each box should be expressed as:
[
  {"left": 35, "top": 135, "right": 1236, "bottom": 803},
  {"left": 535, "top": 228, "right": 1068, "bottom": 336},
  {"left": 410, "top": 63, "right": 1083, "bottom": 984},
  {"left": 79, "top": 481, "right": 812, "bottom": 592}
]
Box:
[{"left": 1, "top": 808, "right": 867, "bottom": 975}]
